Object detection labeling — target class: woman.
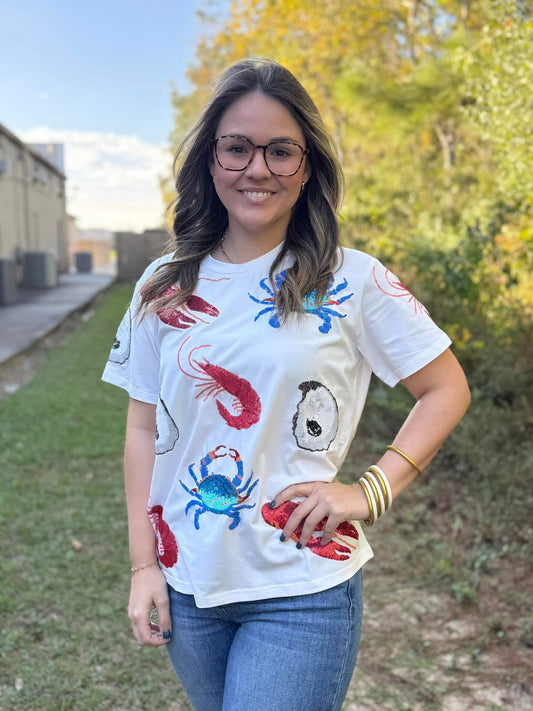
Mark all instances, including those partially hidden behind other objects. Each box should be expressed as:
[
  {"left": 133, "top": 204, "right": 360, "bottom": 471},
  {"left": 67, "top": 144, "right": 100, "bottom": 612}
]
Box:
[{"left": 102, "top": 58, "right": 470, "bottom": 711}]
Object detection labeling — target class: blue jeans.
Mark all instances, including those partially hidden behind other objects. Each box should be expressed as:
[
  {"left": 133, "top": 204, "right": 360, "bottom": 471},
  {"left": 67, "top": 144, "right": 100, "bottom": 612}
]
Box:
[{"left": 166, "top": 571, "right": 363, "bottom": 711}]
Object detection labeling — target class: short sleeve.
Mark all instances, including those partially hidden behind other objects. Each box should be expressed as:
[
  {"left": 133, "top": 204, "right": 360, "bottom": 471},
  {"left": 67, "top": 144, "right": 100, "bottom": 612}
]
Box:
[
  {"left": 357, "top": 258, "right": 452, "bottom": 387},
  {"left": 101, "top": 262, "right": 164, "bottom": 404}
]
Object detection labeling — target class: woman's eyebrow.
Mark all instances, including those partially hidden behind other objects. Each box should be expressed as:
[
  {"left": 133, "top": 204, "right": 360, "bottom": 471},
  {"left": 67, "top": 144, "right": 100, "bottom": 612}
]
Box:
[
  {"left": 225, "top": 134, "right": 301, "bottom": 143},
  {"left": 269, "top": 136, "right": 300, "bottom": 143}
]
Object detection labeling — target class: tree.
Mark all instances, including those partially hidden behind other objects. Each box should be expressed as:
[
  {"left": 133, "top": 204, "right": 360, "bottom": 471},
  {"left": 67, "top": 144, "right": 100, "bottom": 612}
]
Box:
[{"left": 457, "top": 0, "right": 533, "bottom": 202}]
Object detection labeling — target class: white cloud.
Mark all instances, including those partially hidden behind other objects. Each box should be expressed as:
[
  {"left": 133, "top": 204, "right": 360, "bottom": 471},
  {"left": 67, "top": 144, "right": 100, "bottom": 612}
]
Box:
[{"left": 19, "top": 127, "right": 173, "bottom": 232}]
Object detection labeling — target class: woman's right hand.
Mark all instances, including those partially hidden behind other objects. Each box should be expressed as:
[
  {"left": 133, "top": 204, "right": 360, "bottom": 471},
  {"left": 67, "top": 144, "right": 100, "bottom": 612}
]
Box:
[{"left": 128, "top": 565, "right": 172, "bottom": 646}]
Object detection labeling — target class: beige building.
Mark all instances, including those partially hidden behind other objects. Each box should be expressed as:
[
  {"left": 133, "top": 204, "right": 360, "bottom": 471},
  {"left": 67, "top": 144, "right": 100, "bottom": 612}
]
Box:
[
  {"left": 72, "top": 228, "right": 115, "bottom": 270},
  {"left": 0, "top": 123, "right": 68, "bottom": 280}
]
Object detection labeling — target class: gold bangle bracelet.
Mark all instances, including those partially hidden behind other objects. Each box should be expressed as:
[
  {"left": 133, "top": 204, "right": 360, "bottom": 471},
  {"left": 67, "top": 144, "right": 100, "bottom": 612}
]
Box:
[
  {"left": 366, "top": 469, "right": 389, "bottom": 511},
  {"left": 356, "top": 479, "right": 375, "bottom": 526},
  {"left": 361, "top": 473, "right": 382, "bottom": 518},
  {"left": 386, "top": 445, "right": 422, "bottom": 476},
  {"left": 369, "top": 465, "right": 394, "bottom": 511}
]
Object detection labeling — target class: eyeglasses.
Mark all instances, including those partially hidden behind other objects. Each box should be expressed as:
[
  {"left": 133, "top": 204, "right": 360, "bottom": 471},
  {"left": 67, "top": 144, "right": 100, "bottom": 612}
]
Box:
[{"left": 212, "top": 135, "right": 309, "bottom": 177}]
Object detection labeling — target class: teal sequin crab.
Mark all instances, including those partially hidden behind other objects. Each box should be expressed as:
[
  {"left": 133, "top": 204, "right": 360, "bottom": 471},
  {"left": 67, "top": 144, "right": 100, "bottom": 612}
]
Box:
[
  {"left": 180, "top": 445, "right": 258, "bottom": 530},
  {"left": 249, "top": 270, "right": 354, "bottom": 333}
]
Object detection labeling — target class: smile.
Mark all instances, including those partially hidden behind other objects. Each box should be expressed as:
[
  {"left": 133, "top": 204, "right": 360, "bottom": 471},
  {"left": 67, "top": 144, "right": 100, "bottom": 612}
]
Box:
[{"left": 241, "top": 190, "right": 274, "bottom": 198}]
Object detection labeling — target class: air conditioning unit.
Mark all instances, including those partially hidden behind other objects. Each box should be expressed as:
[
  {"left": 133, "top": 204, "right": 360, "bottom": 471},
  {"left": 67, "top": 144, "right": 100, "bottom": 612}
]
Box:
[
  {"left": 22, "top": 251, "right": 58, "bottom": 288},
  {"left": 0, "top": 259, "right": 18, "bottom": 305}
]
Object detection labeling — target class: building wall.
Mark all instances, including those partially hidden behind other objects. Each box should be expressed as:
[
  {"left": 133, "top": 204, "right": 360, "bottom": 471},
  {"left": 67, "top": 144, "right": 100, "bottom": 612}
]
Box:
[
  {"left": 0, "top": 125, "right": 68, "bottom": 273},
  {"left": 69, "top": 228, "right": 115, "bottom": 271},
  {"left": 0, "top": 136, "right": 28, "bottom": 258},
  {"left": 29, "top": 143, "right": 65, "bottom": 173},
  {"left": 73, "top": 239, "right": 114, "bottom": 268}
]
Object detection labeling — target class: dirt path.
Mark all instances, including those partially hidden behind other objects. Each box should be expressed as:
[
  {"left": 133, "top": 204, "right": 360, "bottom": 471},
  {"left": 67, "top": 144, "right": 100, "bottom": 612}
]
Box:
[
  {"left": 340, "top": 451, "right": 532, "bottom": 710},
  {"left": 345, "top": 561, "right": 531, "bottom": 710}
]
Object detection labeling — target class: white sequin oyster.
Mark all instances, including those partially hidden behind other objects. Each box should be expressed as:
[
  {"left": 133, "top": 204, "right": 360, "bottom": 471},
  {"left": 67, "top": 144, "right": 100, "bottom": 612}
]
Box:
[{"left": 292, "top": 381, "right": 339, "bottom": 451}]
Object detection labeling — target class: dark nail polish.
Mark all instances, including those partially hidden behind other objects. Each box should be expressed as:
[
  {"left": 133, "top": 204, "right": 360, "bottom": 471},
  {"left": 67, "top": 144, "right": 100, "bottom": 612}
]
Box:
[
  {"left": 269, "top": 500, "right": 276, "bottom": 509},
  {"left": 279, "top": 533, "right": 286, "bottom": 542},
  {"left": 162, "top": 630, "right": 171, "bottom": 640},
  {"left": 296, "top": 541, "right": 302, "bottom": 550}
]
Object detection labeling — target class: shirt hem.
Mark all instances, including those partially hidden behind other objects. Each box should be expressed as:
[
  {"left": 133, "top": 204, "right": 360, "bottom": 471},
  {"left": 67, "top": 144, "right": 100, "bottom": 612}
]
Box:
[
  {"left": 164, "top": 547, "right": 374, "bottom": 608},
  {"left": 101, "top": 371, "right": 159, "bottom": 405},
  {"left": 379, "top": 334, "right": 452, "bottom": 387}
]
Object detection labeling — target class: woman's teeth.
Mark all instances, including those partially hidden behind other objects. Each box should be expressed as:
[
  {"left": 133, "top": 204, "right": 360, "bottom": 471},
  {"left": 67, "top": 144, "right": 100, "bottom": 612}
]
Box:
[{"left": 243, "top": 191, "right": 272, "bottom": 198}]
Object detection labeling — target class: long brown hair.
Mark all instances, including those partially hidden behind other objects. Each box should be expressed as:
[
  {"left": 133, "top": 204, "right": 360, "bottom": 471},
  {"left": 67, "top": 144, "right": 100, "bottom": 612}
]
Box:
[{"left": 140, "top": 58, "right": 343, "bottom": 320}]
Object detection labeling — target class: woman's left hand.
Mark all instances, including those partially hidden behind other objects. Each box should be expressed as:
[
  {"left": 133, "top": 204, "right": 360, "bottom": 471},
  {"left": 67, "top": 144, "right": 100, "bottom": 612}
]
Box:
[{"left": 270, "top": 480, "right": 369, "bottom": 549}]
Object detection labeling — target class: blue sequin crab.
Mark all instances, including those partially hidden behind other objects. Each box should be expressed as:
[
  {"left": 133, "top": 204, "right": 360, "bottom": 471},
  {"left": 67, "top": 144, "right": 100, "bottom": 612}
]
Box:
[
  {"left": 180, "top": 445, "right": 259, "bottom": 530},
  {"left": 249, "top": 270, "right": 354, "bottom": 333}
]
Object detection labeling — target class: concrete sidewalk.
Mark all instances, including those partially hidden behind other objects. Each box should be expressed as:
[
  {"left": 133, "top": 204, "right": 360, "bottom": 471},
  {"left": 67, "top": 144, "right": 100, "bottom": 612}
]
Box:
[{"left": 0, "top": 271, "right": 116, "bottom": 365}]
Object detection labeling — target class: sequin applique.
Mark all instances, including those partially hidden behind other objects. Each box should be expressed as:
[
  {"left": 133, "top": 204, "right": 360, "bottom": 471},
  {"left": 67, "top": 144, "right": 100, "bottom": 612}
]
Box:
[
  {"left": 148, "top": 504, "right": 179, "bottom": 568},
  {"left": 157, "top": 285, "right": 220, "bottom": 329},
  {"left": 292, "top": 381, "right": 339, "bottom": 451},
  {"left": 177, "top": 337, "right": 261, "bottom": 430},
  {"left": 372, "top": 265, "right": 430, "bottom": 316},
  {"left": 155, "top": 396, "right": 180, "bottom": 455},
  {"left": 180, "top": 445, "right": 259, "bottom": 530},
  {"left": 262, "top": 501, "right": 358, "bottom": 561},
  {"left": 108, "top": 308, "right": 131, "bottom": 364},
  {"left": 249, "top": 271, "right": 354, "bottom": 333}
]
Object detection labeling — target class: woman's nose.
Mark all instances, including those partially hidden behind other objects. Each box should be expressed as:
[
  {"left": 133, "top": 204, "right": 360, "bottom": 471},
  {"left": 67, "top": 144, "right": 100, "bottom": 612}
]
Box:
[{"left": 245, "top": 147, "right": 272, "bottom": 177}]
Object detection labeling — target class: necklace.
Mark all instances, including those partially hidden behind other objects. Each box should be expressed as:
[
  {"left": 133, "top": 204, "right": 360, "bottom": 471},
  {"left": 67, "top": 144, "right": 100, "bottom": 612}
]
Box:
[{"left": 219, "top": 236, "right": 234, "bottom": 264}]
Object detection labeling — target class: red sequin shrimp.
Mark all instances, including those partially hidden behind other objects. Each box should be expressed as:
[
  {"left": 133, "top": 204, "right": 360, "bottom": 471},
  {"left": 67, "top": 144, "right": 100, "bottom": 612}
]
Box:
[{"left": 177, "top": 337, "right": 261, "bottom": 430}]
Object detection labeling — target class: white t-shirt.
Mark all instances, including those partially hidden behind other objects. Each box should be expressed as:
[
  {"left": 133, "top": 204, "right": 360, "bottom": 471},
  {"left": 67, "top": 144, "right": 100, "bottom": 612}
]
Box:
[{"left": 102, "top": 244, "right": 451, "bottom": 608}]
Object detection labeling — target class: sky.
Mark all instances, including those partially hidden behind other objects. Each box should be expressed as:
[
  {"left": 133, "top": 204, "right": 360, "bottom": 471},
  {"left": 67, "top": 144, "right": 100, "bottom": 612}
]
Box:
[{"left": 1, "top": 0, "right": 229, "bottom": 231}]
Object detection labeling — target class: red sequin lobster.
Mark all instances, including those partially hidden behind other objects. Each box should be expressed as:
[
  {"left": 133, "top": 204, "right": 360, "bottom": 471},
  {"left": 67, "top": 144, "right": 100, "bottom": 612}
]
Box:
[
  {"left": 157, "top": 285, "right": 220, "bottom": 329},
  {"left": 261, "top": 501, "right": 359, "bottom": 561}
]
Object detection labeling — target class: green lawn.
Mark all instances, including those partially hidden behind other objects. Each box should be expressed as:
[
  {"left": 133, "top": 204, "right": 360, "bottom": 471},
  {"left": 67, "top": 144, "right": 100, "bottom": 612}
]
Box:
[{"left": 0, "top": 285, "right": 192, "bottom": 711}]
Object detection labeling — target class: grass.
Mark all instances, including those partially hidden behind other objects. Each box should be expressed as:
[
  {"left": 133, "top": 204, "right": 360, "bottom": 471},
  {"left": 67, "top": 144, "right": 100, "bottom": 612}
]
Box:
[{"left": 0, "top": 285, "right": 192, "bottom": 711}]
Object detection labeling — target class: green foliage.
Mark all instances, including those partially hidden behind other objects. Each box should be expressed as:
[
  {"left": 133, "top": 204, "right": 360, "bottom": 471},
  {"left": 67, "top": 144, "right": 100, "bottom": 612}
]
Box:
[{"left": 456, "top": 0, "right": 533, "bottom": 202}]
